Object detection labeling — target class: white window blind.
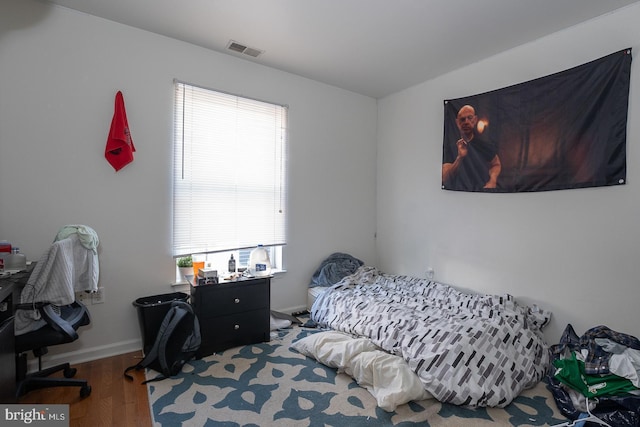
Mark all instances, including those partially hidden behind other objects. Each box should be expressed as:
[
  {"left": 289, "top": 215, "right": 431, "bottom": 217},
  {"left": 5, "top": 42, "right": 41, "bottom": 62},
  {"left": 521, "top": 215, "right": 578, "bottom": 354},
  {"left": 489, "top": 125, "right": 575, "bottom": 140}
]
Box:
[{"left": 172, "top": 82, "right": 288, "bottom": 256}]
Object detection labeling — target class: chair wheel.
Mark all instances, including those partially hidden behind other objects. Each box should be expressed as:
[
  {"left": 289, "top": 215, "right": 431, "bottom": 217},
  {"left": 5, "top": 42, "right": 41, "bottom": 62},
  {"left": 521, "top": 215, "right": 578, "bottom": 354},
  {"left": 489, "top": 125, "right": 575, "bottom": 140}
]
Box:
[
  {"left": 63, "top": 367, "right": 77, "bottom": 378},
  {"left": 80, "top": 385, "right": 91, "bottom": 398}
]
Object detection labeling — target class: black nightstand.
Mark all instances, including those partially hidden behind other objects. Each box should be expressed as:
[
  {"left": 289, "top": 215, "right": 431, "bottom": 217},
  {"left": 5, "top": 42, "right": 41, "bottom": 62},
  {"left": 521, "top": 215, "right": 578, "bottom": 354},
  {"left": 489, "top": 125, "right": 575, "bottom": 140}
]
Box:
[{"left": 190, "top": 276, "right": 270, "bottom": 358}]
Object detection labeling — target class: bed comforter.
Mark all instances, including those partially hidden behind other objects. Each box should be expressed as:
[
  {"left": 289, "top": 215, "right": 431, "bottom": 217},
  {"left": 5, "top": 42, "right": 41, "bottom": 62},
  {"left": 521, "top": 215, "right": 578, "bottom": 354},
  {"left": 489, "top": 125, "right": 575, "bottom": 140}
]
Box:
[{"left": 310, "top": 267, "right": 551, "bottom": 407}]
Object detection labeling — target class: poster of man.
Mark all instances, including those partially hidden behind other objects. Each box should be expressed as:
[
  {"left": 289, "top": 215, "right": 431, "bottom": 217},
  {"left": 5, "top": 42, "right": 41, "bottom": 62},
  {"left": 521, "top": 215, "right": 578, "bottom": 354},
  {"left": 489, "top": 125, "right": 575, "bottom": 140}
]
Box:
[
  {"left": 441, "top": 48, "right": 631, "bottom": 193},
  {"left": 442, "top": 104, "right": 501, "bottom": 191}
]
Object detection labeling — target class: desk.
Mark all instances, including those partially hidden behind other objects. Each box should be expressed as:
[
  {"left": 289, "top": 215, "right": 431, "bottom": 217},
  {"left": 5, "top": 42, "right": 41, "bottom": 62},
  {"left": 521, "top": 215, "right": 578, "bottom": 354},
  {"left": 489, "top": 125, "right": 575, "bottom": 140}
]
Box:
[{"left": 0, "top": 267, "right": 33, "bottom": 403}]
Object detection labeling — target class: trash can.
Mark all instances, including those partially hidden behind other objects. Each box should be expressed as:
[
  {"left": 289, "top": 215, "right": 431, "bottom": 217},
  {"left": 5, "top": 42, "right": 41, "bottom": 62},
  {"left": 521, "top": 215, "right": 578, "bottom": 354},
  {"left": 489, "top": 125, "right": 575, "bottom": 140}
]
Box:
[{"left": 133, "top": 292, "right": 189, "bottom": 355}]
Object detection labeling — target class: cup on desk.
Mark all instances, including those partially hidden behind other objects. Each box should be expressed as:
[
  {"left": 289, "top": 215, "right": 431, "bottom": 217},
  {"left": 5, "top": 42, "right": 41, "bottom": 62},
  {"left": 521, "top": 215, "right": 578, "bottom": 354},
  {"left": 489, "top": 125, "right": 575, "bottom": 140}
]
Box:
[{"left": 193, "top": 261, "right": 205, "bottom": 278}]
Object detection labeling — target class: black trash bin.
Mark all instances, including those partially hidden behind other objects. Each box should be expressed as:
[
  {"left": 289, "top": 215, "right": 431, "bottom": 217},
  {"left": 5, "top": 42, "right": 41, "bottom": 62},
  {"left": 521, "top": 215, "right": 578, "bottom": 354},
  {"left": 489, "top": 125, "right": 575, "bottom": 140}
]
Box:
[{"left": 133, "top": 292, "right": 189, "bottom": 355}]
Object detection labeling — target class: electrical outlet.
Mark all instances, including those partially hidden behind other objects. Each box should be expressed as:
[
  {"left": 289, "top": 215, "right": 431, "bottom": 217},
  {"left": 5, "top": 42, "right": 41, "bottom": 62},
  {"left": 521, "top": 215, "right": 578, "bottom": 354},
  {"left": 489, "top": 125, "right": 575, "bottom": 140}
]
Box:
[
  {"left": 91, "top": 287, "right": 105, "bottom": 304},
  {"left": 76, "top": 291, "right": 88, "bottom": 303},
  {"left": 426, "top": 267, "right": 434, "bottom": 280}
]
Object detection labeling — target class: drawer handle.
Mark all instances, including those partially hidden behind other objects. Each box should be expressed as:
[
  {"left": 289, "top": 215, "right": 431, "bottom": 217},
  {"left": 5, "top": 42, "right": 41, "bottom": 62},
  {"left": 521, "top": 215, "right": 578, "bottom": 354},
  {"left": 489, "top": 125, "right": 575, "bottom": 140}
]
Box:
[
  {"left": 234, "top": 324, "right": 240, "bottom": 330},
  {"left": 234, "top": 298, "right": 240, "bottom": 304}
]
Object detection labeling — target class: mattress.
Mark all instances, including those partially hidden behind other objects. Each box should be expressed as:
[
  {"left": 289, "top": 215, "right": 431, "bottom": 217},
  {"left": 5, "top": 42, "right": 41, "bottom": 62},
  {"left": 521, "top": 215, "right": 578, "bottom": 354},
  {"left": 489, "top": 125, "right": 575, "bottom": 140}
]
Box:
[
  {"left": 310, "top": 266, "right": 551, "bottom": 407},
  {"left": 307, "top": 286, "right": 329, "bottom": 311}
]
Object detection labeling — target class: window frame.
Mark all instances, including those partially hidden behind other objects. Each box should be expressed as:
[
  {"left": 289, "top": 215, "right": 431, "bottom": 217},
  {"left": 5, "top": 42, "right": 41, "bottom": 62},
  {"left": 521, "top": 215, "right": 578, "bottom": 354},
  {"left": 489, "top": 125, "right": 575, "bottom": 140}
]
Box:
[{"left": 172, "top": 81, "right": 288, "bottom": 272}]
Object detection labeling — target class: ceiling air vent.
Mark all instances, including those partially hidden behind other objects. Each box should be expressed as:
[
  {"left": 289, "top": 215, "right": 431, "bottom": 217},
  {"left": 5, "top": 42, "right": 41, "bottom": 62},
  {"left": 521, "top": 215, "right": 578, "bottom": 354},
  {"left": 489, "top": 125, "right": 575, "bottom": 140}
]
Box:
[{"left": 226, "top": 40, "right": 264, "bottom": 58}]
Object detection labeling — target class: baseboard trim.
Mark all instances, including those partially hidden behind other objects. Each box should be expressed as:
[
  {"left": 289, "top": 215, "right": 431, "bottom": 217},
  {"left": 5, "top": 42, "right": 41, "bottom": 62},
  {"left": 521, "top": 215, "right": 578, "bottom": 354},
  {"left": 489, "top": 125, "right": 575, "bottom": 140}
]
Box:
[
  {"left": 24, "top": 306, "right": 309, "bottom": 372},
  {"left": 26, "top": 339, "right": 142, "bottom": 372}
]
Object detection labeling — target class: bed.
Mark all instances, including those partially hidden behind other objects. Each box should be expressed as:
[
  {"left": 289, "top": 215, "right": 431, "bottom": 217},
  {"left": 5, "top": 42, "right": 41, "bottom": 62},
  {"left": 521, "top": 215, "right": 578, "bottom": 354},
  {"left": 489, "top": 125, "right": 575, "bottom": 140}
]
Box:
[{"left": 300, "top": 266, "right": 551, "bottom": 410}]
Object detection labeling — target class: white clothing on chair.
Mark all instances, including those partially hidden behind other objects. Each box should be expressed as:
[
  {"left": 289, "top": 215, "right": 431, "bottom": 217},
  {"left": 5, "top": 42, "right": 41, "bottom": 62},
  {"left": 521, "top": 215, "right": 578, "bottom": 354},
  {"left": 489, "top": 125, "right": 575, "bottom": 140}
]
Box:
[{"left": 15, "top": 233, "right": 99, "bottom": 335}]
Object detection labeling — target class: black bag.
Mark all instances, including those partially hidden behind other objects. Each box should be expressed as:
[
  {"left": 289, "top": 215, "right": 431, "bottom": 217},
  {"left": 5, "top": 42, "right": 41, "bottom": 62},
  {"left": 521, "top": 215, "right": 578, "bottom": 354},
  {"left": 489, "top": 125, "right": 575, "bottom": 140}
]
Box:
[{"left": 125, "top": 300, "right": 201, "bottom": 383}]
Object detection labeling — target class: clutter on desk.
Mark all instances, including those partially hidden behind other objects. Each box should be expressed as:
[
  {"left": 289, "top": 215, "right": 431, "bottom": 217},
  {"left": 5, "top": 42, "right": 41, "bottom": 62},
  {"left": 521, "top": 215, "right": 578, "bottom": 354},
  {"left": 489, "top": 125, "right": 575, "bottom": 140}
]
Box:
[
  {"left": 0, "top": 240, "right": 10, "bottom": 271},
  {"left": 0, "top": 241, "right": 27, "bottom": 273}
]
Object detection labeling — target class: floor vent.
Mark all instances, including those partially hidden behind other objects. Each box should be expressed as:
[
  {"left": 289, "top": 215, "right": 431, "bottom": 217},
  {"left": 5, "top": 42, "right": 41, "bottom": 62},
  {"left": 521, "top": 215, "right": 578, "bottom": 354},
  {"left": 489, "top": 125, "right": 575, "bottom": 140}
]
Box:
[{"left": 227, "top": 40, "right": 264, "bottom": 58}]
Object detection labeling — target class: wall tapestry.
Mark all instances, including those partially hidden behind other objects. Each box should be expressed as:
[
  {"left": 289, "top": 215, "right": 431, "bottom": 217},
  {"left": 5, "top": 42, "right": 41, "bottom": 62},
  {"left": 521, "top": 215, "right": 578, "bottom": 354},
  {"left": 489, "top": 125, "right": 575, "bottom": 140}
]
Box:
[{"left": 442, "top": 48, "right": 631, "bottom": 193}]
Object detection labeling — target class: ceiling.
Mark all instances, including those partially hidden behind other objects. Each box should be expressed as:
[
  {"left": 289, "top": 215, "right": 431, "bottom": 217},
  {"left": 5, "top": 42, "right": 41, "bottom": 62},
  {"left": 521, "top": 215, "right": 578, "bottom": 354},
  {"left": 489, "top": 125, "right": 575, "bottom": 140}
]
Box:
[{"left": 44, "top": 0, "right": 640, "bottom": 98}]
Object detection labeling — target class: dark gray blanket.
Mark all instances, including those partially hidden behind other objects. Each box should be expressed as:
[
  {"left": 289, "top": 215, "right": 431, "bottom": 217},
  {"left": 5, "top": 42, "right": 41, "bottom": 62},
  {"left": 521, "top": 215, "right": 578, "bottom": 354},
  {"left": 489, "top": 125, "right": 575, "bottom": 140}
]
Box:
[{"left": 308, "top": 252, "right": 363, "bottom": 288}]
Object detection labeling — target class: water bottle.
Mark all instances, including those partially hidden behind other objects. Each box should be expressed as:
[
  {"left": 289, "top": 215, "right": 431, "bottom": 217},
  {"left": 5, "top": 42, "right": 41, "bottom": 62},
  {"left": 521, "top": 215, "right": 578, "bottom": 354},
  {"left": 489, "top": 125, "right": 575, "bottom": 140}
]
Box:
[
  {"left": 249, "top": 245, "right": 271, "bottom": 277},
  {"left": 6, "top": 247, "right": 26, "bottom": 271}
]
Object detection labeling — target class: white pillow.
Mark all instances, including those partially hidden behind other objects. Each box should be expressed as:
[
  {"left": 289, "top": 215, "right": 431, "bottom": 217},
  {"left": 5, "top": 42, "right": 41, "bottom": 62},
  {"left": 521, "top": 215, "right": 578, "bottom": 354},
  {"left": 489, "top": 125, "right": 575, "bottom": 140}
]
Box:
[
  {"left": 292, "top": 330, "right": 377, "bottom": 368},
  {"left": 292, "top": 331, "right": 432, "bottom": 411}
]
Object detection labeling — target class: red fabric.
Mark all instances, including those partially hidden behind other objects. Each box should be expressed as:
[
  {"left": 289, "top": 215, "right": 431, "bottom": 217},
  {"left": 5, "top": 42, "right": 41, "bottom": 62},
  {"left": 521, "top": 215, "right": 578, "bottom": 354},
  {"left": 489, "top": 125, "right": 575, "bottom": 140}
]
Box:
[{"left": 105, "top": 91, "right": 136, "bottom": 171}]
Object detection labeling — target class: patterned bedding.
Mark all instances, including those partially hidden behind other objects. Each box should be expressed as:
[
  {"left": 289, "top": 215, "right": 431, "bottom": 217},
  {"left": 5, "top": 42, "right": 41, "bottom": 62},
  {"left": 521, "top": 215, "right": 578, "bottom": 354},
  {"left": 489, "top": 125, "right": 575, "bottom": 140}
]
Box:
[{"left": 310, "top": 267, "right": 551, "bottom": 407}]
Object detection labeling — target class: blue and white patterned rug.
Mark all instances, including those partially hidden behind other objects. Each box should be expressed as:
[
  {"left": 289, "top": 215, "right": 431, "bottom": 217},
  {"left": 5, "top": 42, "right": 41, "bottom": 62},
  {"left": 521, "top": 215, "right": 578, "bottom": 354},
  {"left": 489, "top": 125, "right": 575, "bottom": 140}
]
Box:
[{"left": 147, "top": 324, "right": 569, "bottom": 426}]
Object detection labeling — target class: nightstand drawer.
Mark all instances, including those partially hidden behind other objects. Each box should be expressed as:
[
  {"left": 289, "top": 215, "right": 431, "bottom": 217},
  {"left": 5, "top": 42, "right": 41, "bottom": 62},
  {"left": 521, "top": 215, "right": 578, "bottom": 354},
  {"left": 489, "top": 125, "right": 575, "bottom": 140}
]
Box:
[
  {"left": 197, "top": 308, "right": 270, "bottom": 357},
  {"left": 193, "top": 280, "right": 269, "bottom": 319}
]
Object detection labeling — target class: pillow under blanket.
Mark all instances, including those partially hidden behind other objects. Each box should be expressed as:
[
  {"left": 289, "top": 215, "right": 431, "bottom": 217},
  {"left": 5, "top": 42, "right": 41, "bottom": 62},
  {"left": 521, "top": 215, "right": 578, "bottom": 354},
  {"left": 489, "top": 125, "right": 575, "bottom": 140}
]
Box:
[{"left": 291, "top": 331, "right": 432, "bottom": 411}]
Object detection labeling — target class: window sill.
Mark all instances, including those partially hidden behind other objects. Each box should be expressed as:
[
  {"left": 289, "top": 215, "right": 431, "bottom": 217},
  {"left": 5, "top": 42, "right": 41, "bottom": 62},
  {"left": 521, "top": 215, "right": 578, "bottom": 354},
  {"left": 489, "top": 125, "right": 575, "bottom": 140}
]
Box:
[
  {"left": 171, "top": 281, "right": 191, "bottom": 291},
  {"left": 170, "top": 269, "right": 285, "bottom": 289}
]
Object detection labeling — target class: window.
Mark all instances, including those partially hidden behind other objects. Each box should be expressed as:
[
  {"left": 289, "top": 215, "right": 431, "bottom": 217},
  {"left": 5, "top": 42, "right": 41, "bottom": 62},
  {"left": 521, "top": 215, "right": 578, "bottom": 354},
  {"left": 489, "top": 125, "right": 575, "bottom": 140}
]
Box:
[{"left": 172, "top": 81, "right": 288, "bottom": 267}]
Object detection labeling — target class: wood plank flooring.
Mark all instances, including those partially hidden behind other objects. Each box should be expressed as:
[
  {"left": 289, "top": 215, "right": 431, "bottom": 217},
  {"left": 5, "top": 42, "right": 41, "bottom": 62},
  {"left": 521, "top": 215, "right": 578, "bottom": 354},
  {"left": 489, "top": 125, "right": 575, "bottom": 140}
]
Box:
[{"left": 18, "top": 351, "right": 152, "bottom": 427}]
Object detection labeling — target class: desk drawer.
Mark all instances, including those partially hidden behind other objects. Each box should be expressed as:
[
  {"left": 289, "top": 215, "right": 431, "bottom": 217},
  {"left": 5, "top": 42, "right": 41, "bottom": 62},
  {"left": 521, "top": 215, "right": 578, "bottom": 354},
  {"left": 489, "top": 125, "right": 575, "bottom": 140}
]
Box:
[{"left": 0, "top": 317, "right": 16, "bottom": 403}]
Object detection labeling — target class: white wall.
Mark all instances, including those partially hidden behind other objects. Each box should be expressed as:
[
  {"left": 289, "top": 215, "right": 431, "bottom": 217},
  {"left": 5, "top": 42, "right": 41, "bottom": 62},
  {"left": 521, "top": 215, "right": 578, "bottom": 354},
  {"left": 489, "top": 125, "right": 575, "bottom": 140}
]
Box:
[
  {"left": 377, "top": 4, "right": 640, "bottom": 344},
  {"left": 0, "top": 0, "right": 377, "bottom": 363},
  {"left": 6, "top": 0, "right": 639, "bottom": 364}
]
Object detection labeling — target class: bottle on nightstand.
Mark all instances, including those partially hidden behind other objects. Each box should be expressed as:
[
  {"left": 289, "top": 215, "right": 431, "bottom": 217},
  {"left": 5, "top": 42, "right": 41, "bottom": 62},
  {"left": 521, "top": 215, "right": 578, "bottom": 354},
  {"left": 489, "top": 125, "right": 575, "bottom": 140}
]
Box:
[
  {"left": 249, "top": 245, "right": 271, "bottom": 277},
  {"left": 228, "top": 254, "right": 236, "bottom": 273}
]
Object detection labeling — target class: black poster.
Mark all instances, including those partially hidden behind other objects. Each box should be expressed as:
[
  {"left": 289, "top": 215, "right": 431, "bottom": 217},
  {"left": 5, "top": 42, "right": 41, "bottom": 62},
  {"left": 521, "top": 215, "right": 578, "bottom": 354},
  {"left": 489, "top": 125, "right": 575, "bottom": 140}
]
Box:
[{"left": 442, "top": 49, "right": 631, "bottom": 193}]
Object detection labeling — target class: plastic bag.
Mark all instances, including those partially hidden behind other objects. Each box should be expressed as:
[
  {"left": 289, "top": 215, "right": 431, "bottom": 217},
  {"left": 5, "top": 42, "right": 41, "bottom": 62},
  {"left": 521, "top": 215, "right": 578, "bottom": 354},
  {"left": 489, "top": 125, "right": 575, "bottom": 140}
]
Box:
[{"left": 547, "top": 324, "right": 640, "bottom": 426}]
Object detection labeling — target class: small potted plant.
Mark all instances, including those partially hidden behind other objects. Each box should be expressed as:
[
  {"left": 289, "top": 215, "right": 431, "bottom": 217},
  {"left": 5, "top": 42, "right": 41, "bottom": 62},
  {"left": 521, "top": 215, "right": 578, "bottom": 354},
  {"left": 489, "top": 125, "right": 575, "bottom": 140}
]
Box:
[{"left": 176, "top": 255, "right": 193, "bottom": 282}]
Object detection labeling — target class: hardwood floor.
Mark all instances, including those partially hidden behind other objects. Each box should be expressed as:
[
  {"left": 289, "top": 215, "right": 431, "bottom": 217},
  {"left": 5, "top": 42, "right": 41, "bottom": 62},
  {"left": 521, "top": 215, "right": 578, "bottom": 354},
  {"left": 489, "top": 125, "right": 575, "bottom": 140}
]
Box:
[{"left": 18, "top": 351, "right": 152, "bottom": 427}]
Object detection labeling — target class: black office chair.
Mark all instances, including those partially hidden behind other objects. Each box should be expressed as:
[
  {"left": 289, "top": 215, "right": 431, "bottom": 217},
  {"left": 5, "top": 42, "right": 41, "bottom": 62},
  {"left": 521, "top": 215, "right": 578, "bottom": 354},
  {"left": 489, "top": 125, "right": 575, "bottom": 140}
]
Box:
[
  {"left": 13, "top": 226, "right": 98, "bottom": 399},
  {"left": 14, "top": 300, "right": 92, "bottom": 398}
]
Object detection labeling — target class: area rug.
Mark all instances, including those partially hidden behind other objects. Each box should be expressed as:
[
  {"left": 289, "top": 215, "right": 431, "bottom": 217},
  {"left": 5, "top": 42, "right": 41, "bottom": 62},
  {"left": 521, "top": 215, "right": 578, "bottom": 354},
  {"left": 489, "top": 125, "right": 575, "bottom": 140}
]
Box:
[{"left": 147, "top": 323, "right": 570, "bottom": 426}]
